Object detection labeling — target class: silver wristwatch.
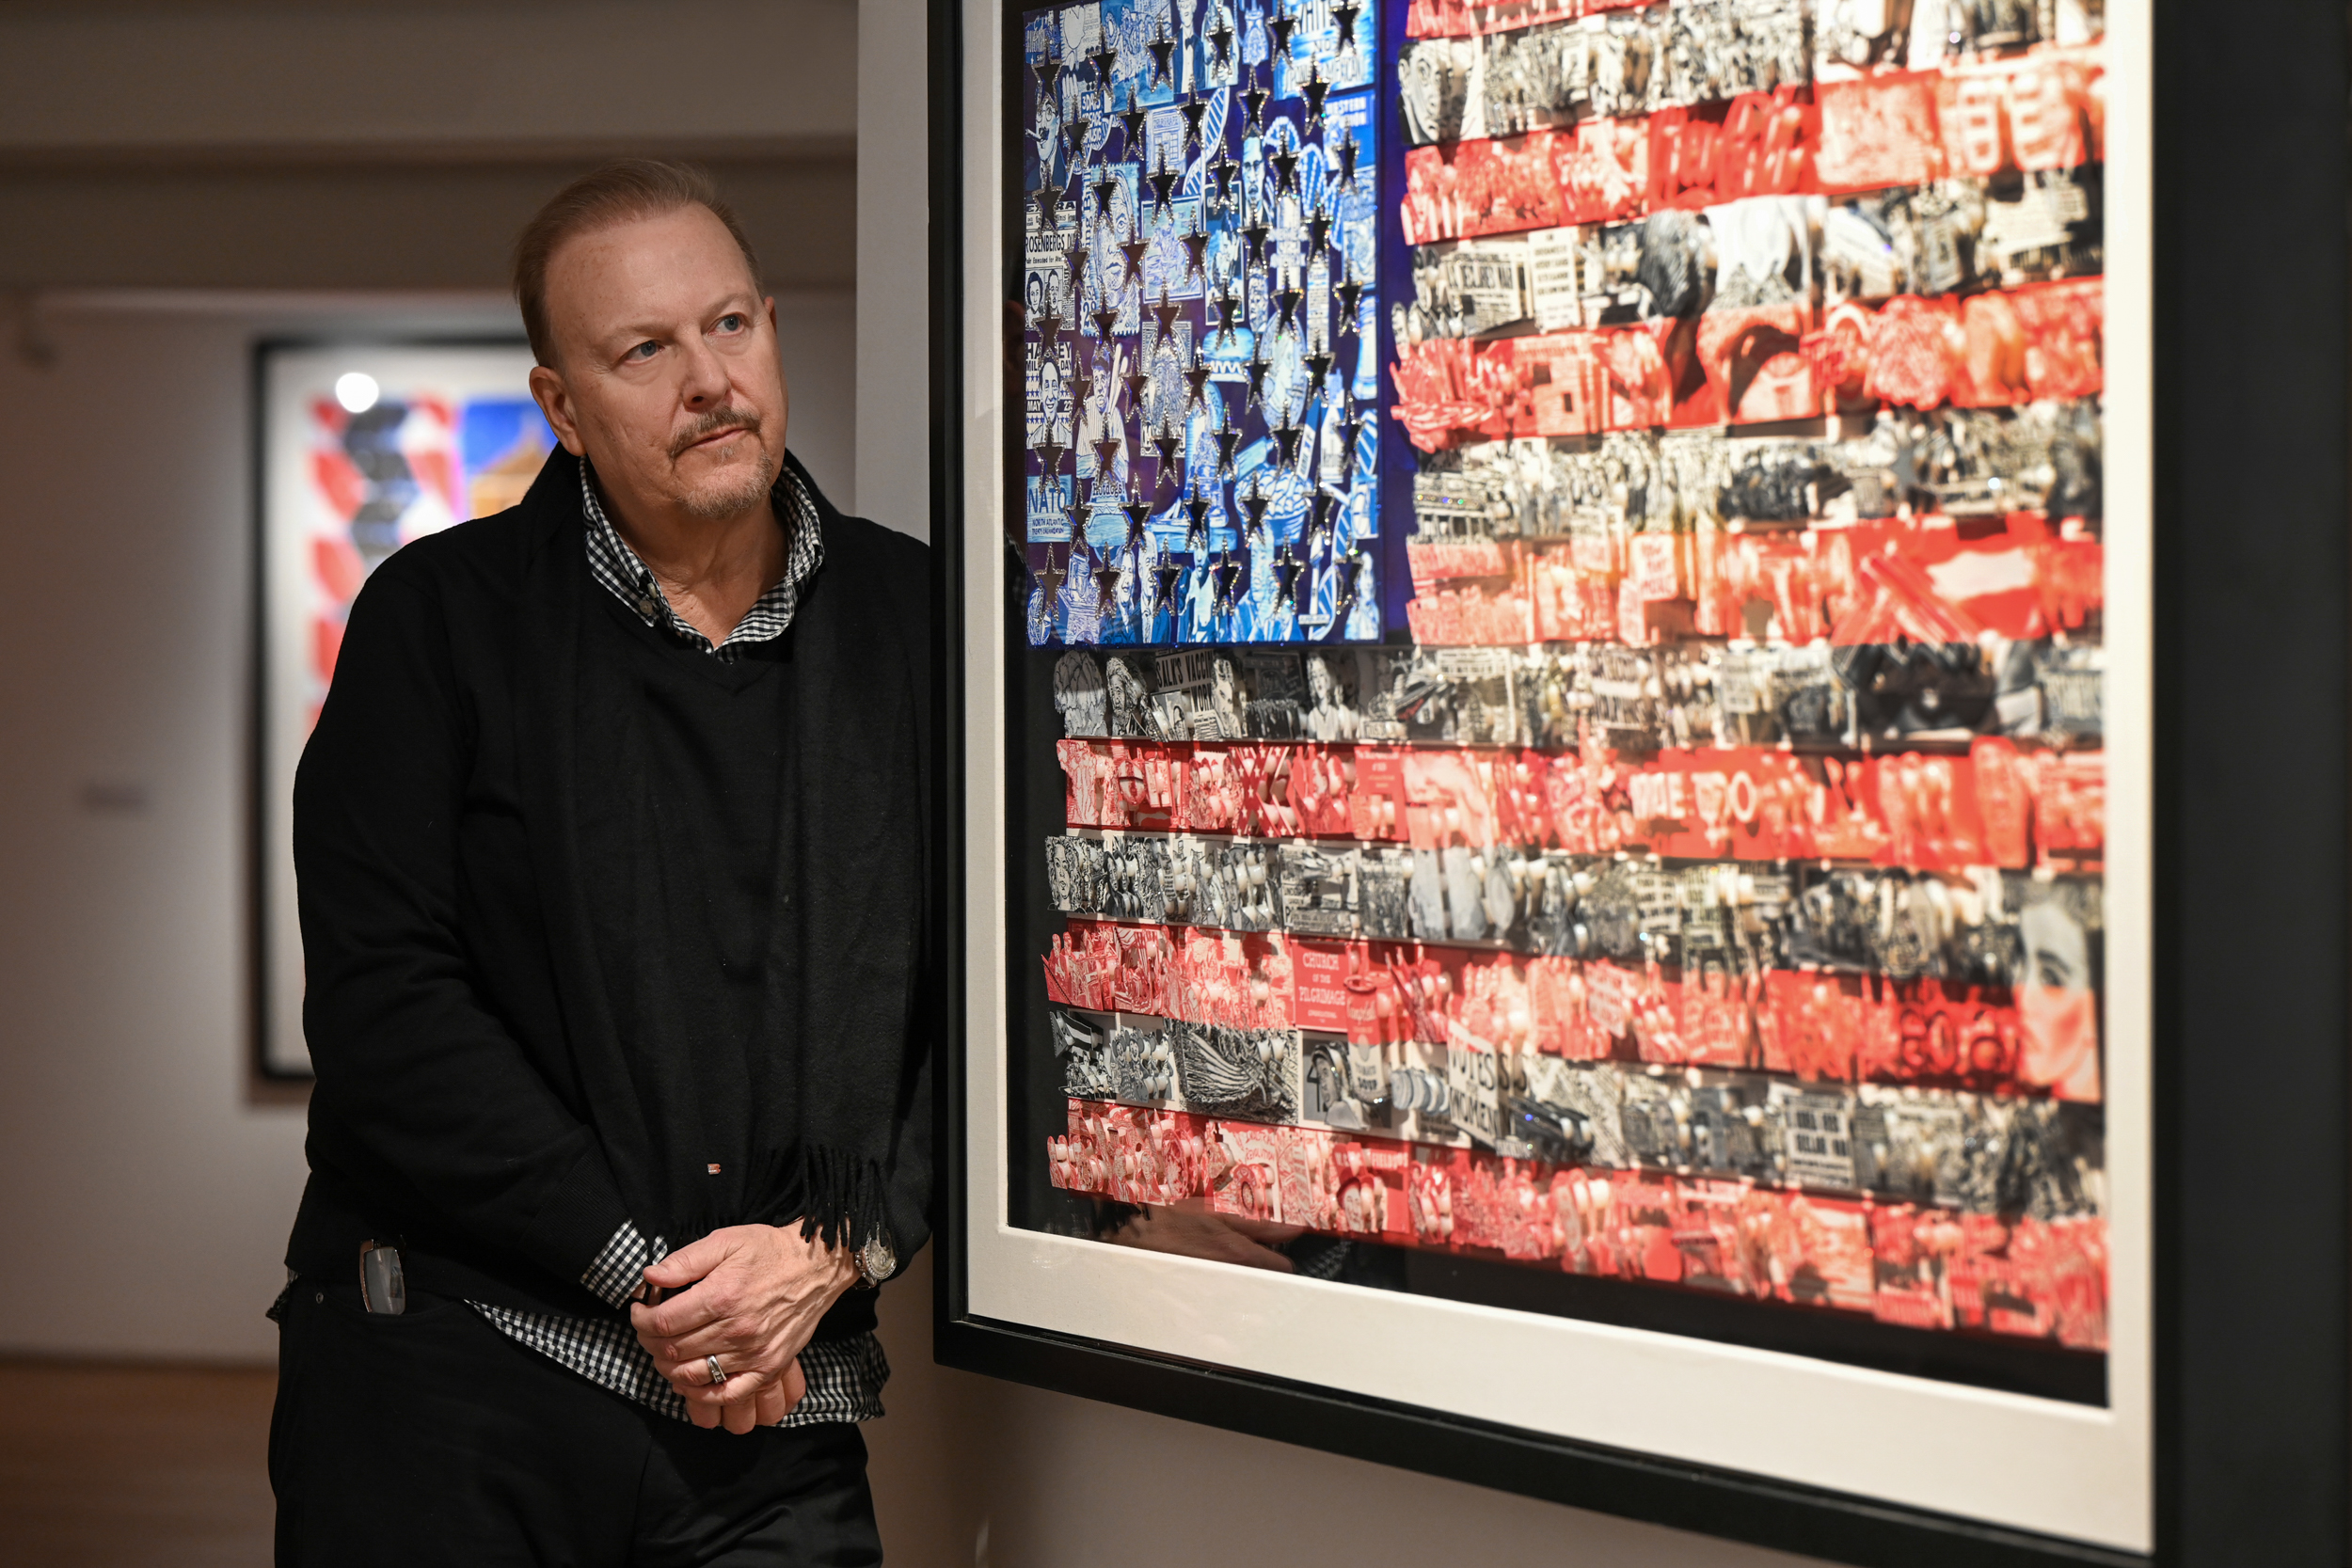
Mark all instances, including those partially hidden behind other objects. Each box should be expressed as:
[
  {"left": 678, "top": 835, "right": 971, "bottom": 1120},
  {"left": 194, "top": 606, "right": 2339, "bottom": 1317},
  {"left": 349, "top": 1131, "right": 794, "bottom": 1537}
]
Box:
[{"left": 853, "top": 1231, "right": 896, "bottom": 1290}]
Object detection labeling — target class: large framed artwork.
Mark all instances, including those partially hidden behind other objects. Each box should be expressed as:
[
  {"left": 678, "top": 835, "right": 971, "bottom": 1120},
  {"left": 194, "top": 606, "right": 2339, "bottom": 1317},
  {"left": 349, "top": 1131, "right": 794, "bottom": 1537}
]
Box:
[
  {"left": 253, "top": 341, "right": 553, "bottom": 1079},
  {"left": 932, "top": 1, "right": 2350, "bottom": 1560}
]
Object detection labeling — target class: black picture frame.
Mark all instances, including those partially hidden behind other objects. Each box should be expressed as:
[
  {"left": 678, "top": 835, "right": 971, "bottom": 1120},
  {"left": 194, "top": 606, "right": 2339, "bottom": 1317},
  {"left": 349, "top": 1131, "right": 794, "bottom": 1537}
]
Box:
[
  {"left": 247, "top": 336, "right": 306, "bottom": 1085},
  {"left": 927, "top": 1, "right": 2352, "bottom": 1562}
]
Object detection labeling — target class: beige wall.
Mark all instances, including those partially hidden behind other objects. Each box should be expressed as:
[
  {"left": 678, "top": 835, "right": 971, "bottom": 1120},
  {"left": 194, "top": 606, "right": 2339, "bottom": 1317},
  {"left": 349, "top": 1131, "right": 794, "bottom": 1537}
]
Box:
[
  {"left": 0, "top": 160, "right": 856, "bottom": 293},
  {"left": 0, "top": 1, "right": 855, "bottom": 162},
  {"left": 0, "top": 0, "right": 859, "bottom": 295},
  {"left": 0, "top": 306, "right": 308, "bottom": 1363}
]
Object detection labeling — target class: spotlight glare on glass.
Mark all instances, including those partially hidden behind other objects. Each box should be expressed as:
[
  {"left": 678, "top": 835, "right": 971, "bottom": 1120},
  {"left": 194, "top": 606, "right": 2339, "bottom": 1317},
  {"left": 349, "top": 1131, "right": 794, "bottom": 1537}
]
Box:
[{"left": 334, "top": 372, "right": 380, "bottom": 414}]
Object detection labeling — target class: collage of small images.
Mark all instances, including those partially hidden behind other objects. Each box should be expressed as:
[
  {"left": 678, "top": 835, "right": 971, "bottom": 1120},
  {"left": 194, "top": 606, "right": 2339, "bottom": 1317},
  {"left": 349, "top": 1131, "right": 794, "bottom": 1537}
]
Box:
[
  {"left": 1014, "top": 0, "right": 2106, "bottom": 1366},
  {"left": 1021, "top": 0, "right": 1387, "bottom": 645}
]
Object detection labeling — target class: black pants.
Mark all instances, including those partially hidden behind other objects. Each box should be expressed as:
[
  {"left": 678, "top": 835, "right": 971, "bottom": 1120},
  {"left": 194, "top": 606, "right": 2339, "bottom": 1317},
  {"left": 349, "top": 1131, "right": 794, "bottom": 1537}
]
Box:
[{"left": 269, "top": 1280, "right": 882, "bottom": 1567}]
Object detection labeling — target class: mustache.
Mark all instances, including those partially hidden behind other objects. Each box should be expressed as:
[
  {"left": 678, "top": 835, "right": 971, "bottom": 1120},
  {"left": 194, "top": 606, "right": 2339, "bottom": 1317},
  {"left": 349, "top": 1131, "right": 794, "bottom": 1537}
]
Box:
[{"left": 668, "top": 405, "right": 763, "bottom": 459}]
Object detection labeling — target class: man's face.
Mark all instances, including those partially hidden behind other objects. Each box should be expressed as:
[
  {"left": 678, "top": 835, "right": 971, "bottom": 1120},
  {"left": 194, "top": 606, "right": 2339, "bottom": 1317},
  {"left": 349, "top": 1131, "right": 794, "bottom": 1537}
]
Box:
[{"left": 530, "top": 203, "right": 787, "bottom": 524}]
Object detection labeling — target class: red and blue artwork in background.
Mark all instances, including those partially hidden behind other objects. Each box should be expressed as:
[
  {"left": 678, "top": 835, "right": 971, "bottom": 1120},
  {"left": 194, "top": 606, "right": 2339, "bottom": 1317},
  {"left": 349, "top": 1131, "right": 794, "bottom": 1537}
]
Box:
[{"left": 301, "top": 390, "right": 551, "bottom": 726}]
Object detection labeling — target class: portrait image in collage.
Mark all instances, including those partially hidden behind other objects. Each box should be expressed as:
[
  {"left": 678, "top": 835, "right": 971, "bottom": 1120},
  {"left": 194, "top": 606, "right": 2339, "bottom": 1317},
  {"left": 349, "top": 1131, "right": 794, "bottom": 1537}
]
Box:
[{"left": 1017, "top": 0, "right": 2112, "bottom": 1380}]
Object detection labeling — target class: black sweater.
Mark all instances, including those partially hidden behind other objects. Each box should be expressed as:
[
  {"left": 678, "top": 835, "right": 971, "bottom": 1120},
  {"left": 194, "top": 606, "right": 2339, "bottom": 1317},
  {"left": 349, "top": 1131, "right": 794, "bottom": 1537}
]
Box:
[
  {"left": 286, "top": 449, "right": 934, "bottom": 1323},
  {"left": 574, "top": 591, "right": 790, "bottom": 1236}
]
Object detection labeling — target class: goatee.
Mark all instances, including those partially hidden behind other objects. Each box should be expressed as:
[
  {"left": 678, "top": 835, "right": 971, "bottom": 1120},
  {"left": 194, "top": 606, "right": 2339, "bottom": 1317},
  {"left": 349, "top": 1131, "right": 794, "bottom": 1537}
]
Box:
[{"left": 667, "top": 405, "right": 777, "bottom": 518}]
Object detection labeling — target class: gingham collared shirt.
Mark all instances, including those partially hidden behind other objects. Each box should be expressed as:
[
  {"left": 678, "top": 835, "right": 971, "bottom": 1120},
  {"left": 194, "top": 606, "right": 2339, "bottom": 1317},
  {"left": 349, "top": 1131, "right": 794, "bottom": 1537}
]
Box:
[
  {"left": 577, "top": 457, "right": 825, "bottom": 658},
  {"left": 469, "top": 459, "right": 884, "bottom": 1428}
]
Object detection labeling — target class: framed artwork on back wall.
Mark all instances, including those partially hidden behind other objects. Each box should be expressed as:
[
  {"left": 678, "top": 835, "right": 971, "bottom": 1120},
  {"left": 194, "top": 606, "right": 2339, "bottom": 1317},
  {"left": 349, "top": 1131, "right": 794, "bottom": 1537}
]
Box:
[
  {"left": 930, "top": 1, "right": 2350, "bottom": 1560},
  {"left": 252, "top": 341, "right": 553, "bottom": 1079}
]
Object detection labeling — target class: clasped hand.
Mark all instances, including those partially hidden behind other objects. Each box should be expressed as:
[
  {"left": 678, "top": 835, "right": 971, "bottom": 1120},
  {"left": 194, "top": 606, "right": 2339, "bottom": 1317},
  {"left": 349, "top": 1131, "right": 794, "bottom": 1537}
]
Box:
[{"left": 628, "top": 1223, "right": 862, "bottom": 1434}]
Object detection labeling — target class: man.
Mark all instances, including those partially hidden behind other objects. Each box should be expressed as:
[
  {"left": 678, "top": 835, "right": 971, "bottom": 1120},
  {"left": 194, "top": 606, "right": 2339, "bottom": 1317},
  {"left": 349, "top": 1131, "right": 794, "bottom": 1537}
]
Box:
[{"left": 269, "top": 161, "right": 932, "bottom": 1565}]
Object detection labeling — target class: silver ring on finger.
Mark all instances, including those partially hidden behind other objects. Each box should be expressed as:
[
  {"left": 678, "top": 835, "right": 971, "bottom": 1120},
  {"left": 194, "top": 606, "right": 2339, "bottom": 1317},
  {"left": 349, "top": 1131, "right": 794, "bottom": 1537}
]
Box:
[{"left": 707, "top": 1354, "right": 727, "bottom": 1386}]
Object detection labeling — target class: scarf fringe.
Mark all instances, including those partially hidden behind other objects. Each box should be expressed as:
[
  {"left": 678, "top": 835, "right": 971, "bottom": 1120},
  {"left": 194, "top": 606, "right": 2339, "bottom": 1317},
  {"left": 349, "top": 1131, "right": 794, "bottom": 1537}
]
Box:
[{"left": 757, "top": 1144, "right": 890, "bottom": 1255}]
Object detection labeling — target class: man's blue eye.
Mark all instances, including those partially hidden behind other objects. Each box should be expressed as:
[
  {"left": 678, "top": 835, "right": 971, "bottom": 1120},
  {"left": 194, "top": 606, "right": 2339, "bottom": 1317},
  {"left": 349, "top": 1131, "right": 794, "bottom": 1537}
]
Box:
[
  {"left": 629, "top": 341, "right": 659, "bottom": 359},
  {"left": 716, "top": 314, "right": 744, "bottom": 332}
]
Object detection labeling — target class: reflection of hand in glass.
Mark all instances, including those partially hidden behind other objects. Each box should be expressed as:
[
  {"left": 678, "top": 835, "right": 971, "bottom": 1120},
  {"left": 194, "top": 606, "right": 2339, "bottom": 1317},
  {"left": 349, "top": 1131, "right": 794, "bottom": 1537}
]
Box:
[{"left": 1105, "top": 1204, "right": 1303, "bottom": 1271}]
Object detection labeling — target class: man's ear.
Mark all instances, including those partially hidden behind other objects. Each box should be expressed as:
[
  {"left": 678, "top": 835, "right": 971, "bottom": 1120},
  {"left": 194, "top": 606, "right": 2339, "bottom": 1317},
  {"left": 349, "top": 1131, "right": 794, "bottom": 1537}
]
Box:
[{"left": 529, "top": 363, "right": 588, "bottom": 457}]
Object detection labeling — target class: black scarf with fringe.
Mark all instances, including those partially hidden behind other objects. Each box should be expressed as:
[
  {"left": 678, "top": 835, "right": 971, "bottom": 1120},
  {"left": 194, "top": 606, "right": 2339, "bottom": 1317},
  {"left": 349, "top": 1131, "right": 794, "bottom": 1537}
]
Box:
[{"left": 514, "top": 448, "right": 928, "bottom": 1265}]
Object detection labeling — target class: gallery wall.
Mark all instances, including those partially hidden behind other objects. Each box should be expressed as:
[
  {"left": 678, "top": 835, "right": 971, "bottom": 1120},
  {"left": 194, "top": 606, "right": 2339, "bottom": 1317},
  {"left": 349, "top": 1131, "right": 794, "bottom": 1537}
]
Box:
[
  {"left": 0, "top": 0, "right": 859, "bottom": 293},
  {"left": 0, "top": 304, "right": 309, "bottom": 1363},
  {"left": 0, "top": 1, "right": 855, "bottom": 162}
]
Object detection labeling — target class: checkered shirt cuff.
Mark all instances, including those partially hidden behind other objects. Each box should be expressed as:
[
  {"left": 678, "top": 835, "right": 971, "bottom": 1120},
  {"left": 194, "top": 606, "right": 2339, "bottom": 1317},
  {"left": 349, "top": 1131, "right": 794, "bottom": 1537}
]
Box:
[
  {"left": 579, "top": 1219, "right": 667, "bottom": 1309},
  {"left": 787, "top": 1332, "right": 892, "bottom": 1426},
  {"left": 471, "top": 1304, "right": 891, "bottom": 1429}
]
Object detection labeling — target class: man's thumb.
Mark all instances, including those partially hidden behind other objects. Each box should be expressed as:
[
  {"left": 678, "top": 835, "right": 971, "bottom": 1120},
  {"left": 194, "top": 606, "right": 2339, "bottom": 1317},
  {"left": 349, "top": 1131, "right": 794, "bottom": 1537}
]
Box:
[{"left": 644, "top": 1236, "right": 723, "bottom": 1287}]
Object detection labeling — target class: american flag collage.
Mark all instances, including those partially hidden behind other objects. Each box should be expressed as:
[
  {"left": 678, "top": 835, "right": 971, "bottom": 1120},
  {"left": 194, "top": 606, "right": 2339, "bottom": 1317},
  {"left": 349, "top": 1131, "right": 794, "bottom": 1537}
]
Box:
[{"left": 1014, "top": 0, "right": 2109, "bottom": 1386}]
